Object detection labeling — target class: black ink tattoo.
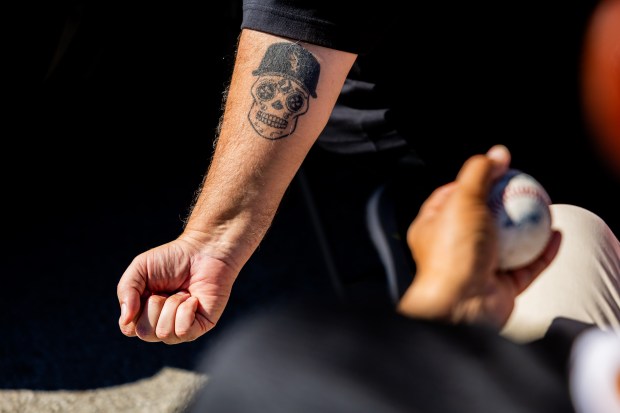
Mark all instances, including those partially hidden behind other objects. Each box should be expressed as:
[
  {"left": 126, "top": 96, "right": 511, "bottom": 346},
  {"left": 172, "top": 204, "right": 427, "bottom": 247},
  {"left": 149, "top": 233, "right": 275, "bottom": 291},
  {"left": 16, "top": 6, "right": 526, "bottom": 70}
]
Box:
[{"left": 248, "top": 43, "right": 320, "bottom": 140}]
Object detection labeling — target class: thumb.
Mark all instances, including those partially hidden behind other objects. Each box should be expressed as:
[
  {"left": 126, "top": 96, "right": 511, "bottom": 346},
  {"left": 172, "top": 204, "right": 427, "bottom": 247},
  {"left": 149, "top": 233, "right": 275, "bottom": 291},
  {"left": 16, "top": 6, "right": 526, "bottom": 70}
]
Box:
[
  {"left": 117, "top": 268, "right": 146, "bottom": 327},
  {"left": 455, "top": 145, "right": 512, "bottom": 199},
  {"left": 118, "top": 289, "right": 141, "bottom": 326},
  {"left": 485, "top": 144, "right": 511, "bottom": 181}
]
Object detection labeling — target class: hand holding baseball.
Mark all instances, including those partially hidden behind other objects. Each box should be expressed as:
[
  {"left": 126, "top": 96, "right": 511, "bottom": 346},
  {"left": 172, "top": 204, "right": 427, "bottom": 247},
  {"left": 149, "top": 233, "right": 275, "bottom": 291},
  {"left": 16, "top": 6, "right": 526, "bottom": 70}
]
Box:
[{"left": 398, "top": 145, "right": 562, "bottom": 329}]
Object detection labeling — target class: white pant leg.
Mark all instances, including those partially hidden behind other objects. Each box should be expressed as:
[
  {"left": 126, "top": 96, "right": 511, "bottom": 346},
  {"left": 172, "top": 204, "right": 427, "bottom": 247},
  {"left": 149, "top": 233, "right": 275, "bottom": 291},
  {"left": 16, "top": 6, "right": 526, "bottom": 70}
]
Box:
[{"left": 501, "top": 204, "right": 620, "bottom": 343}]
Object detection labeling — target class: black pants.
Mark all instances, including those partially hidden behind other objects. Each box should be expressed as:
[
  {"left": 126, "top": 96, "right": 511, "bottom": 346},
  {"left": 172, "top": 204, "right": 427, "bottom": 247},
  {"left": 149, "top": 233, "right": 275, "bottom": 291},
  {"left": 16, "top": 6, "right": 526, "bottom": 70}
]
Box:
[{"left": 188, "top": 298, "right": 576, "bottom": 413}]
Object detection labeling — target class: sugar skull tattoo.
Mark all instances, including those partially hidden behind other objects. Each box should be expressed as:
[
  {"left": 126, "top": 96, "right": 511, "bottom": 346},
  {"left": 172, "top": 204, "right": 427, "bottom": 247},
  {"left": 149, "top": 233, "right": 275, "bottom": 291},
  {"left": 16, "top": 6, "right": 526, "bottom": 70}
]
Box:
[{"left": 249, "top": 43, "right": 320, "bottom": 140}]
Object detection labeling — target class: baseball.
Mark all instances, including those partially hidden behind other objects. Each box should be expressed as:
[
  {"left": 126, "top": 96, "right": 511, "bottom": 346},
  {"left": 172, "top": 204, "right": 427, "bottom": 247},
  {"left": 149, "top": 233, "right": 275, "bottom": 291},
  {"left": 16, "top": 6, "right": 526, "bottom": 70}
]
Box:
[{"left": 488, "top": 169, "right": 552, "bottom": 270}]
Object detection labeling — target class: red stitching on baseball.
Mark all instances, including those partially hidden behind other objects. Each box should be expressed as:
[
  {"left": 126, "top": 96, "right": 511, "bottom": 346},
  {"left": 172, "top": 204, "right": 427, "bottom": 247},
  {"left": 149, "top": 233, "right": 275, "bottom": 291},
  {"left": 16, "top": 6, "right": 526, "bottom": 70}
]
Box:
[{"left": 502, "top": 186, "right": 551, "bottom": 206}]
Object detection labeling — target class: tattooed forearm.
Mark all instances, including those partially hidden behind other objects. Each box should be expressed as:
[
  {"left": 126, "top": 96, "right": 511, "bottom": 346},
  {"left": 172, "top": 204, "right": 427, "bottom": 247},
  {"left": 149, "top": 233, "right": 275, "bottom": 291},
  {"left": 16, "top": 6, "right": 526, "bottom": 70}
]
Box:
[{"left": 248, "top": 43, "right": 320, "bottom": 140}]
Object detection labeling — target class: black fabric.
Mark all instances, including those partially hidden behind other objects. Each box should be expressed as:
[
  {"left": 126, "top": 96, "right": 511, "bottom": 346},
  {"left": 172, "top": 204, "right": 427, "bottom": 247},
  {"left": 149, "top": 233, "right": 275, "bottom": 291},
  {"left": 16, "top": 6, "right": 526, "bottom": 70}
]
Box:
[
  {"left": 188, "top": 298, "right": 576, "bottom": 413},
  {"left": 241, "top": 0, "right": 397, "bottom": 55},
  {"left": 239, "top": 1, "right": 523, "bottom": 159},
  {"left": 240, "top": 1, "right": 594, "bottom": 175}
]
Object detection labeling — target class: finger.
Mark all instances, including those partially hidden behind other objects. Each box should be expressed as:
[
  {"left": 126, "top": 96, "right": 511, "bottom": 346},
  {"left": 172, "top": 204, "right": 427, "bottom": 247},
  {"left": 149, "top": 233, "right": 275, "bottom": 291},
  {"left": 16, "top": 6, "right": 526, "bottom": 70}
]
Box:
[
  {"left": 455, "top": 145, "right": 513, "bottom": 200},
  {"left": 117, "top": 260, "right": 147, "bottom": 334},
  {"left": 417, "top": 182, "right": 457, "bottom": 216},
  {"left": 485, "top": 145, "right": 511, "bottom": 181},
  {"left": 155, "top": 291, "right": 191, "bottom": 345},
  {"left": 135, "top": 294, "right": 167, "bottom": 342},
  {"left": 176, "top": 297, "right": 214, "bottom": 342},
  {"left": 417, "top": 145, "right": 510, "bottom": 219},
  {"left": 510, "top": 230, "right": 562, "bottom": 294},
  {"left": 120, "top": 296, "right": 147, "bottom": 338},
  {"left": 455, "top": 154, "right": 498, "bottom": 200}
]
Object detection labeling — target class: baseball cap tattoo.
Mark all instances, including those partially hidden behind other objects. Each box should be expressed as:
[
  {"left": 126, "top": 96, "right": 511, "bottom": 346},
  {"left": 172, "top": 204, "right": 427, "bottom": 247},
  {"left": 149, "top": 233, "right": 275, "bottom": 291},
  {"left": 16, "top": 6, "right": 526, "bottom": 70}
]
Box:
[{"left": 248, "top": 43, "right": 320, "bottom": 139}]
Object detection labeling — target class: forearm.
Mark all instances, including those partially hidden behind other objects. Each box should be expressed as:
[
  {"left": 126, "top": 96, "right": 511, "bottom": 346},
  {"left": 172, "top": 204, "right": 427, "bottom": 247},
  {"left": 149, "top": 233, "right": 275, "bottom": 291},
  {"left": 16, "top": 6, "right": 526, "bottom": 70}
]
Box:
[{"left": 184, "top": 29, "right": 356, "bottom": 270}]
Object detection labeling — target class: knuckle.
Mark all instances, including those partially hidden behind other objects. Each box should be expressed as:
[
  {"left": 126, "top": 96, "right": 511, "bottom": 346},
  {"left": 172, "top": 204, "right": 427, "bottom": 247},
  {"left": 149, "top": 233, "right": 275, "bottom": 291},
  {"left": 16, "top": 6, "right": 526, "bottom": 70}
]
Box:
[
  {"left": 135, "top": 325, "right": 157, "bottom": 342},
  {"left": 148, "top": 295, "right": 167, "bottom": 305},
  {"left": 156, "top": 328, "right": 174, "bottom": 341},
  {"left": 120, "top": 327, "right": 136, "bottom": 337},
  {"left": 176, "top": 328, "right": 192, "bottom": 340}
]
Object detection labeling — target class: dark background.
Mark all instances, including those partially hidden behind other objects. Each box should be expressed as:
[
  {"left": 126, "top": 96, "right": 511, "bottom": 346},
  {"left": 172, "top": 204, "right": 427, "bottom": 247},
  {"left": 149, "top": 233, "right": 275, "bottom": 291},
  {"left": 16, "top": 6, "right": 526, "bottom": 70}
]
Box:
[{"left": 4, "top": 0, "right": 619, "bottom": 390}]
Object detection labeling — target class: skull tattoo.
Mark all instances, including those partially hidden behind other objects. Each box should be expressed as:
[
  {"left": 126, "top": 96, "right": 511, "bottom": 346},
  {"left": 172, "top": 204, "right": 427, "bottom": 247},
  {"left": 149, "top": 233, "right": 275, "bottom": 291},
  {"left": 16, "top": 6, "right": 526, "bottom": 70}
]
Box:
[
  {"left": 249, "top": 75, "right": 309, "bottom": 139},
  {"left": 248, "top": 43, "right": 320, "bottom": 140}
]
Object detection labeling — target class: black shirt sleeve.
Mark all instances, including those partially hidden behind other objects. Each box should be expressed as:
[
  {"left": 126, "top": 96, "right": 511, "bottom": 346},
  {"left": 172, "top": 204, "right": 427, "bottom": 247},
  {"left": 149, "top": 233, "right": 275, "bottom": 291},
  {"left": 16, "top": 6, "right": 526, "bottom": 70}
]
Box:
[{"left": 241, "top": 0, "right": 397, "bottom": 54}]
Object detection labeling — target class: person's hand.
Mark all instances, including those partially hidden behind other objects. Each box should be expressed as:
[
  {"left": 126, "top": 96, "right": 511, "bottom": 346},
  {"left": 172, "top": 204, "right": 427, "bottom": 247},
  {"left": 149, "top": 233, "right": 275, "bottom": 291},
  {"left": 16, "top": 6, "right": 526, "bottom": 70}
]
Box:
[
  {"left": 397, "top": 145, "right": 562, "bottom": 329},
  {"left": 117, "top": 231, "right": 239, "bottom": 344}
]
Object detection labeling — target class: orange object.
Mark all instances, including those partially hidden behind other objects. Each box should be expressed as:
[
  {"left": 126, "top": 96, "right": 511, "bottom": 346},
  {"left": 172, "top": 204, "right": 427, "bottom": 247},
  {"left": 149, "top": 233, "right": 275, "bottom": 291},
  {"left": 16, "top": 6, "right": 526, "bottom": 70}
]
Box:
[{"left": 582, "top": 0, "right": 620, "bottom": 175}]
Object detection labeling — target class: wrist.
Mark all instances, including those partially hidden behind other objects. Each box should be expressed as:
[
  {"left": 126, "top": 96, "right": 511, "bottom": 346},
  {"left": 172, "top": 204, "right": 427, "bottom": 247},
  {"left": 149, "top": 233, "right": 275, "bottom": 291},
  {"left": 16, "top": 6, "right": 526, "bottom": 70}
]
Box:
[
  {"left": 181, "top": 209, "right": 272, "bottom": 272},
  {"left": 397, "top": 278, "right": 454, "bottom": 321}
]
